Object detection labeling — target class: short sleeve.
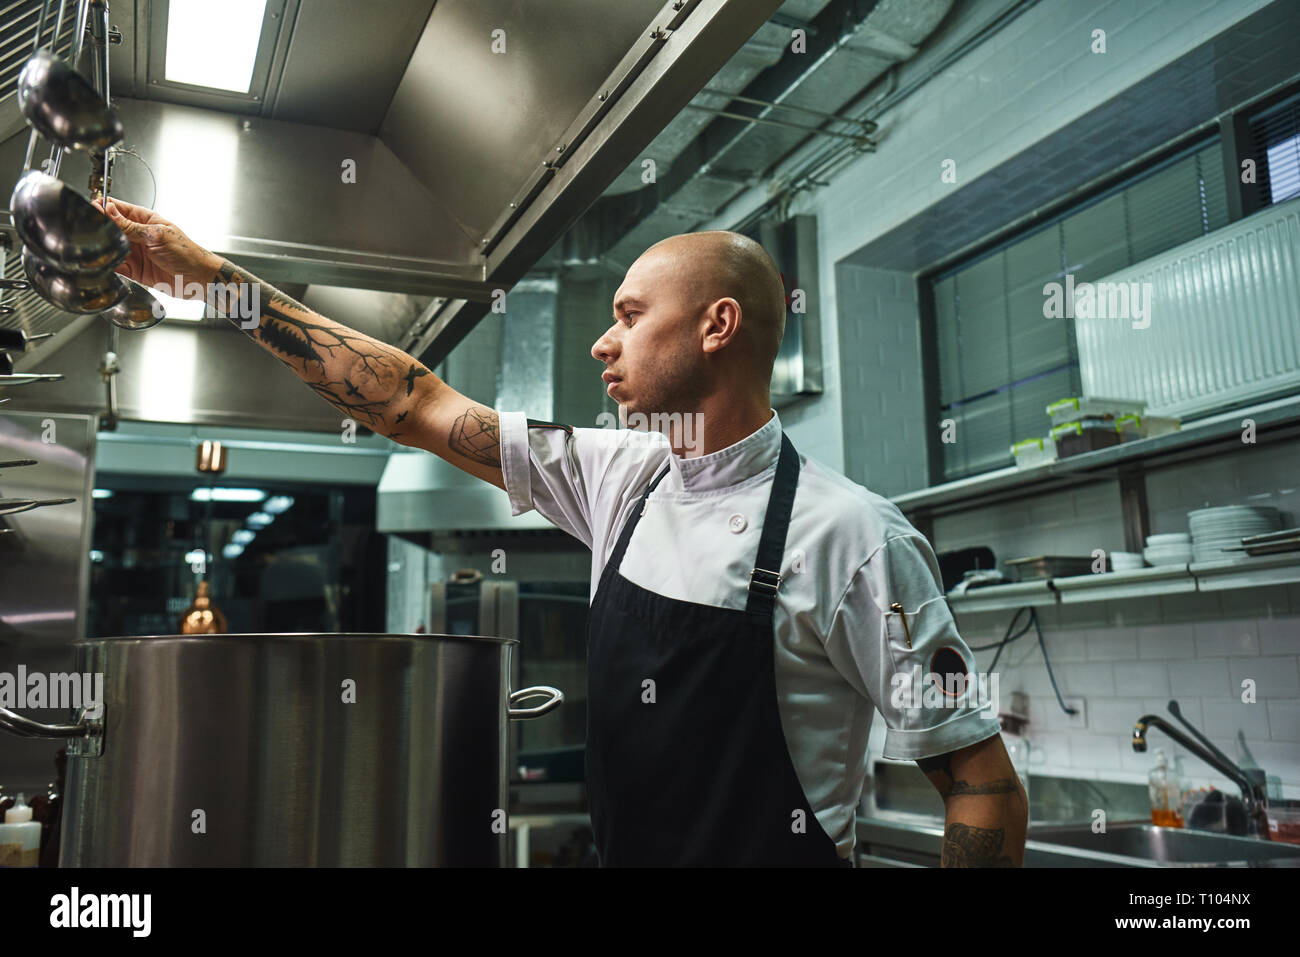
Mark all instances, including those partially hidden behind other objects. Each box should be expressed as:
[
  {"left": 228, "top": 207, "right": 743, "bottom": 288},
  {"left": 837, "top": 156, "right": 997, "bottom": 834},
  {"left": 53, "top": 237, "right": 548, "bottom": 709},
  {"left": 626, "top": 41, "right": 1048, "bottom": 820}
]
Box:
[
  {"left": 497, "top": 411, "right": 666, "bottom": 548},
  {"left": 824, "top": 534, "right": 1001, "bottom": 761}
]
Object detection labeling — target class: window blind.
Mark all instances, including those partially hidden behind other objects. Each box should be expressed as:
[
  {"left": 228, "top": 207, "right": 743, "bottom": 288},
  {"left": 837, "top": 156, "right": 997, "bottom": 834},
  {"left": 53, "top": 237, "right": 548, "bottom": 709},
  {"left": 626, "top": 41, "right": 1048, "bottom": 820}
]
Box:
[
  {"left": 929, "top": 140, "right": 1229, "bottom": 482},
  {"left": 1250, "top": 92, "right": 1300, "bottom": 207}
]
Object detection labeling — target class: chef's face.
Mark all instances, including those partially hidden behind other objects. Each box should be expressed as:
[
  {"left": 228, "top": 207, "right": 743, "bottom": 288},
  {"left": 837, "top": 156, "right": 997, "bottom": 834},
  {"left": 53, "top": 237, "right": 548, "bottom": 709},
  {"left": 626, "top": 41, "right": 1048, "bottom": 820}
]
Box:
[{"left": 592, "top": 249, "right": 711, "bottom": 420}]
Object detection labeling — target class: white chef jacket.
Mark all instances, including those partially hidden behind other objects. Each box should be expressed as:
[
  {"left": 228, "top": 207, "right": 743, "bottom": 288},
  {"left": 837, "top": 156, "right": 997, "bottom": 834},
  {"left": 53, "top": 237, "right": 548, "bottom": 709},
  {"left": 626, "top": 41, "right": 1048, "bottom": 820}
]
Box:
[{"left": 498, "top": 408, "right": 1000, "bottom": 856}]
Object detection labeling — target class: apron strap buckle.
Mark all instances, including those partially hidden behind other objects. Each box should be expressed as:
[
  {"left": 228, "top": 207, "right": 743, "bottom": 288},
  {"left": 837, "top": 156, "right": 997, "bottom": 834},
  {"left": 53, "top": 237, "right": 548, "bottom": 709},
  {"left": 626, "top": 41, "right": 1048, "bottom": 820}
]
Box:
[{"left": 749, "top": 566, "right": 783, "bottom": 594}]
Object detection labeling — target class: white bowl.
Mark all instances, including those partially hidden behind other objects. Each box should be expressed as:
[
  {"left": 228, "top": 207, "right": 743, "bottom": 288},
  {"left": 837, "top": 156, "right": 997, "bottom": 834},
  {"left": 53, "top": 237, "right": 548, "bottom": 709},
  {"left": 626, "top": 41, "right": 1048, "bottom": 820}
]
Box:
[{"left": 1146, "top": 533, "right": 1191, "bottom": 546}]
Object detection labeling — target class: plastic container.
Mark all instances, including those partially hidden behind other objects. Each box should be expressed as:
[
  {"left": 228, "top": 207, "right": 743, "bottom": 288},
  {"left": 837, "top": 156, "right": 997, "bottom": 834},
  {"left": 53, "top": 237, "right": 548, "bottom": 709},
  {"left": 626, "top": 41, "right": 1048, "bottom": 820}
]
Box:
[
  {"left": 1267, "top": 806, "right": 1300, "bottom": 845},
  {"left": 1115, "top": 414, "right": 1181, "bottom": 440},
  {"left": 1046, "top": 396, "right": 1146, "bottom": 427},
  {"left": 1011, "top": 436, "right": 1057, "bottom": 469},
  {"left": 1148, "top": 750, "right": 1184, "bottom": 828},
  {"left": 0, "top": 794, "right": 41, "bottom": 867},
  {"left": 1051, "top": 419, "right": 1123, "bottom": 458}
]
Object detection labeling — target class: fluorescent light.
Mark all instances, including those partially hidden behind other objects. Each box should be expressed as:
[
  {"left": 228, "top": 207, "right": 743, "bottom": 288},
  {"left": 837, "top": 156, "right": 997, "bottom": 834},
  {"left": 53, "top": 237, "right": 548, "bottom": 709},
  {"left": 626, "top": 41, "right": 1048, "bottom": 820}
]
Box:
[
  {"left": 246, "top": 511, "right": 273, "bottom": 528},
  {"left": 232, "top": 529, "right": 256, "bottom": 545},
  {"left": 263, "top": 495, "right": 294, "bottom": 515},
  {"left": 92, "top": 488, "right": 113, "bottom": 499},
  {"left": 223, "top": 543, "right": 244, "bottom": 559},
  {"left": 191, "top": 487, "right": 266, "bottom": 503},
  {"left": 165, "top": 0, "right": 267, "bottom": 94},
  {"left": 89, "top": 549, "right": 104, "bottom": 562},
  {"left": 184, "top": 548, "right": 207, "bottom": 565}
]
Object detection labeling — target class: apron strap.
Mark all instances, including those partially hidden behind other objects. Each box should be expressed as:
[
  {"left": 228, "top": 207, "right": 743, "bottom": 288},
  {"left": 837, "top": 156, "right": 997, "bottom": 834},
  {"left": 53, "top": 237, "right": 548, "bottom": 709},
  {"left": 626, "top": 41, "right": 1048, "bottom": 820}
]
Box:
[
  {"left": 745, "top": 433, "right": 800, "bottom": 618},
  {"left": 604, "top": 458, "right": 672, "bottom": 579},
  {"left": 601, "top": 432, "right": 801, "bottom": 618}
]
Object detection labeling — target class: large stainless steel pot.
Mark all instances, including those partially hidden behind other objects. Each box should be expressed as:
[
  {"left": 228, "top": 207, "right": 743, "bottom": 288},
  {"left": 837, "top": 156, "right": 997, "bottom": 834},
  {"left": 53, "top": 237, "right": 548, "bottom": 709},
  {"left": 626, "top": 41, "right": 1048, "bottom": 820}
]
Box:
[{"left": 0, "top": 633, "right": 562, "bottom": 866}]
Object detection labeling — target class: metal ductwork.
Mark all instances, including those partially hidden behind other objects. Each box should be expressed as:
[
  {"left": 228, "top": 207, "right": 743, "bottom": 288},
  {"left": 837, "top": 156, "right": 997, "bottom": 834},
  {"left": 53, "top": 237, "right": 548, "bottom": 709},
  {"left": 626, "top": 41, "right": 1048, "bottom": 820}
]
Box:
[{"left": 593, "top": 0, "right": 954, "bottom": 272}]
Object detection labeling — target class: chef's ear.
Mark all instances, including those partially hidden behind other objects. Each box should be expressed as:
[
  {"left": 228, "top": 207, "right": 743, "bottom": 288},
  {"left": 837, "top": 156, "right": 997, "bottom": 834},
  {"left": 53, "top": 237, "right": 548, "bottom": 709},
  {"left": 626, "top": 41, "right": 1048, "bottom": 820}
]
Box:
[{"left": 700, "top": 297, "right": 743, "bottom": 354}]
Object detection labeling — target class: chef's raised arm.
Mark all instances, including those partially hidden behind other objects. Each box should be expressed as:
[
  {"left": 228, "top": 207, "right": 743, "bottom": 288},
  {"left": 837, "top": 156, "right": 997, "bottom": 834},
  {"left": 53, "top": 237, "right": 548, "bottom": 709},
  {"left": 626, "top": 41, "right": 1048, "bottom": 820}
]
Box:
[{"left": 100, "top": 197, "right": 512, "bottom": 490}]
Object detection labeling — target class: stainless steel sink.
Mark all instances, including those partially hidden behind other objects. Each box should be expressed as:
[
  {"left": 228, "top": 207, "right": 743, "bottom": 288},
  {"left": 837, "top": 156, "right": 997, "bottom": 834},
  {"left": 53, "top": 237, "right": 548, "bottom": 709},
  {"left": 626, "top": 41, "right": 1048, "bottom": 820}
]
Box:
[
  {"left": 1027, "top": 822, "right": 1300, "bottom": 866},
  {"left": 855, "top": 814, "right": 1300, "bottom": 867}
]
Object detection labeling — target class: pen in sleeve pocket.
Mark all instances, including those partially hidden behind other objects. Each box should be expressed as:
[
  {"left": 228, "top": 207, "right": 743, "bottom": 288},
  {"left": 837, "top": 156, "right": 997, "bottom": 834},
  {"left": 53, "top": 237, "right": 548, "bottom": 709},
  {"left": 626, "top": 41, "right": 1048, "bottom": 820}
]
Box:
[{"left": 889, "top": 602, "right": 912, "bottom": 649}]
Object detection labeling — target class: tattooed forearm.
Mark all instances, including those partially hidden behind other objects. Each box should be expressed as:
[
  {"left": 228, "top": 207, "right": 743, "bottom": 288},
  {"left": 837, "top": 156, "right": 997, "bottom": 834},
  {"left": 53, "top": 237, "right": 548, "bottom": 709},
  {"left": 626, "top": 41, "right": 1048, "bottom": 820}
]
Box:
[
  {"left": 211, "top": 259, "right": 433, "bottom": 439},
  {"left": 940, "top": 823, "right": 1015, "bottom": 867},
  {"left": 449, "top": 408, "right": 501, "bottom": 466}
]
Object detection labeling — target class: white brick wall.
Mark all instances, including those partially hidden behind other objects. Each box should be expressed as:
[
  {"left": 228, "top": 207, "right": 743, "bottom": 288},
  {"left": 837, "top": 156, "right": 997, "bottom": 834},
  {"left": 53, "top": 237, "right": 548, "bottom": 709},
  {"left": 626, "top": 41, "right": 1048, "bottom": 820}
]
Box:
[{"left": 897, "top": 443, "right": 1300, "bottom": 799}]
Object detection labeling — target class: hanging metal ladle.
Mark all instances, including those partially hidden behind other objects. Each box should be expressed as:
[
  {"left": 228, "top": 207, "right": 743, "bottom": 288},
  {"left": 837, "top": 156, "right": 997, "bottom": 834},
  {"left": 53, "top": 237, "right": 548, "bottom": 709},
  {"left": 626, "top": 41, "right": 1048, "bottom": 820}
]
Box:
[
  {"left": 98, "top": 275, "right": 166, "bottom": 330},
  {"left": 10, "top": 169, "right": 129, "bottom": 273},
  {"left": 21, "top": 244, "right": 126, "bottom": 314},
  {"left": 17, "top": 49, "right": 122, "bottom": 151}
]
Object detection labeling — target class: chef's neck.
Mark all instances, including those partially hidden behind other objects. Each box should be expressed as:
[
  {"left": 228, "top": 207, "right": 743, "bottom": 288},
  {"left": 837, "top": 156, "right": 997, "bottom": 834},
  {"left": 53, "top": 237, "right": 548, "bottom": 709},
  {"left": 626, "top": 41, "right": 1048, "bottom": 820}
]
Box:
[{"left": 664, "top": 393, "right": 773, "bottom": 459}]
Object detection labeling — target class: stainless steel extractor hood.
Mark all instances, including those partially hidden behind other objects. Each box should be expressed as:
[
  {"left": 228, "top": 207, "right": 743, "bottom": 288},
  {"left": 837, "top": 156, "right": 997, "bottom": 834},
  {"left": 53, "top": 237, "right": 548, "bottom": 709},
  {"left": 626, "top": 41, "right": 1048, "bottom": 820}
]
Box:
[{"left": 1, "top": 0, "right": 786, "bottom": 405}]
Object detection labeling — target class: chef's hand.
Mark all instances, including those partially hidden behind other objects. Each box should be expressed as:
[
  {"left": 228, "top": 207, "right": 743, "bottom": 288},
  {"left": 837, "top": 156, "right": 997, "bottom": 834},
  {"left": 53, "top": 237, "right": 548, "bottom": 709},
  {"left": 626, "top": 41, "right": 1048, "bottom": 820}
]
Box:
[{"left": 96, "top": 197, "right": 223, "bottom": 294}]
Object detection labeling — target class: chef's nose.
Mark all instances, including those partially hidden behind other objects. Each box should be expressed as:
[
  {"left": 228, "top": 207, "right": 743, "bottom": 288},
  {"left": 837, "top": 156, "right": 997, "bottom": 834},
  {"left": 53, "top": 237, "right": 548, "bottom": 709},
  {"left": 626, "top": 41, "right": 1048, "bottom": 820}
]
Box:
[{"left": 591, "top": 324, "right": 620, "bottom": 363}]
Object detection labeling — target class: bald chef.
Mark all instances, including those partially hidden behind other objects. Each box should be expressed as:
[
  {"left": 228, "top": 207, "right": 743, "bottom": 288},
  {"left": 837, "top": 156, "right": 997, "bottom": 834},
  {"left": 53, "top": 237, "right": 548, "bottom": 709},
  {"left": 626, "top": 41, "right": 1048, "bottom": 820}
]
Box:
[{"left": 102, "top": 196, "right": 1028, "bottom": 868}]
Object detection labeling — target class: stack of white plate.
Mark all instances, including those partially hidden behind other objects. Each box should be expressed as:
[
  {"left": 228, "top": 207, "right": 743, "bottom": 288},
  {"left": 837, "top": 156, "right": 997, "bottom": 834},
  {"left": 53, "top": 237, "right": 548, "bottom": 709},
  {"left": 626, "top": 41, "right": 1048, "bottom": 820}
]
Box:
[
  {"left": 1111, "top": 551, "right": 1146, "bottom": 571},
  {"left": 1143, "top": 532, "right": 1192, "bottom": 566},
  {"left": 1187, "top": 506, "right": 1283, "bottom": 563}
]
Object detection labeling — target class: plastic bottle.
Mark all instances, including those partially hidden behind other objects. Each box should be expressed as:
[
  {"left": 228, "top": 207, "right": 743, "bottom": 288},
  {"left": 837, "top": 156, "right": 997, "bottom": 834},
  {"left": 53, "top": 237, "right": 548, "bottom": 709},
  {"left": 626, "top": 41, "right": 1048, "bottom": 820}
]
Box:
[
  {"left": 1148, "top": 750, "right": 1184, "bottom": 828},
  {"left": 0, "top": 794, "right": 42, "bottom": 867}
]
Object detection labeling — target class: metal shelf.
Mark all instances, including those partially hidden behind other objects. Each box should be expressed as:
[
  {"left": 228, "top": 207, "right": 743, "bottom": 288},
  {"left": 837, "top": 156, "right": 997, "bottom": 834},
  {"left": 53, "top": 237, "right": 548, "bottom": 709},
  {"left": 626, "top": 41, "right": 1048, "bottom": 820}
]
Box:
[
  {"left": 948, "top": 552, "right": 1300, "bottom": 613},
  {"left": 891, "top": 393, "right": 1300, "bottom": 518}
]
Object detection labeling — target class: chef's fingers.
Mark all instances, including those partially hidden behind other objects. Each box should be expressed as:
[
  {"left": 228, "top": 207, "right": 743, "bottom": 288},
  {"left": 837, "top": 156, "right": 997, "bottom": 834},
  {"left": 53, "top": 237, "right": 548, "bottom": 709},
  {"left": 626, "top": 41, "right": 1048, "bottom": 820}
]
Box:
[
  {"left": 101, "top": 196, "right": 154, "bottom": 221},
  {"left": 102, "top": 201, "right": 153, "bottom": 241}
]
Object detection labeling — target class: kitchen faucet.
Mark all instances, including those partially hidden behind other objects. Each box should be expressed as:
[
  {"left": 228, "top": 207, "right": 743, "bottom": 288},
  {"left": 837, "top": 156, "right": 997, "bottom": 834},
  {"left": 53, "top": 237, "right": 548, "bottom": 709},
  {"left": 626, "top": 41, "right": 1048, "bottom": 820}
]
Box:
[{"left": 1132, "top": 702, "right": 1270, "bottom": 840}]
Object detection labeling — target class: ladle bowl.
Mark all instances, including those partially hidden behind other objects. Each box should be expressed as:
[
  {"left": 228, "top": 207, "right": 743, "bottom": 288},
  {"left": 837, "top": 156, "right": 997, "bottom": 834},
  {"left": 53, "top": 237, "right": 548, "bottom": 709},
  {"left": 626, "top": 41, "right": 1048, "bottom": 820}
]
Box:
[
  {"left": 100, "top": 276, "right": 166, "bottom": 330},
  {"left": 10, "top": 170, "right": 130, "bottom": 274},
  {"left": 17, "top": 50, "right": 123, "bottom": 150},
  {"left": 22, "top": 246, "right": 126, "bottom": 315}
]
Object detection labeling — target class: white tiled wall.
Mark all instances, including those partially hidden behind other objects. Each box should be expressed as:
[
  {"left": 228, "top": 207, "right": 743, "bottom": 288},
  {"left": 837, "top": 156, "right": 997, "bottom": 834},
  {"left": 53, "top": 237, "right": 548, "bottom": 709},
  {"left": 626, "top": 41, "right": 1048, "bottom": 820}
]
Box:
[{"left": 865, "top": 437, "right": 1300, "bottom": 799}]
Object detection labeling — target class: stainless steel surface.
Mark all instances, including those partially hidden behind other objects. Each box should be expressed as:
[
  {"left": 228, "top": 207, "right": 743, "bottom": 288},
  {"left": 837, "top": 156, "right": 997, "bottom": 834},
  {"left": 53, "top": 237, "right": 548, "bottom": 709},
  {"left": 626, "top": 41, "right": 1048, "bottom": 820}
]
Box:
[
  {"left": 0, "top": 411, "right": 97, "bottom": 791},
  {"left": 98, "top": 275, "right": 164, "bottom": 329},
  {"left": 21, "top": 243, "right": 124, "bottom": 313},
  {"left": 494, "top": 276, "right": 557, "bottom": 420},
  {"left": 0, "top": 705, "right": 88, "bottom": 738},
  {"left": 508, "top": 686, "right": 564, "bottom": 720},
  {"left": 28, "top": 633, "right": 564, "bottom": 866},
  {"left": 10, "top": 169, "right": 129, "bottom": 272},
  {"left": 17, "top": 48, "right": 121, "bottom": 150},
  {"left": 0, "top": 495, "right": 75, "bottom": 515},
  {"left": 1027, "top": 822, "right": 1300, "bottom": 865},
  {"left": 856, "top": 814, "right": 1300, "bottom": 868},
  {"left": 761, "top": 214, "right": 822, "bottom": 400},
  {"left": 0, "top": 318, "right": 373, "bottom": 430},
  {"left": 4, "top": 1, "right": 782, "bottom": 373}
]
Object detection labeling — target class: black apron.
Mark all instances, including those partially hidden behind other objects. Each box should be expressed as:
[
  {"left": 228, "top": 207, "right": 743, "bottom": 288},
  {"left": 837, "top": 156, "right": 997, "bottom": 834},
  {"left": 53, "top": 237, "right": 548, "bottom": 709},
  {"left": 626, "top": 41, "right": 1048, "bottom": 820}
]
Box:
[{"left": 585, "top": 433, "right": 847, "bottom": 867}]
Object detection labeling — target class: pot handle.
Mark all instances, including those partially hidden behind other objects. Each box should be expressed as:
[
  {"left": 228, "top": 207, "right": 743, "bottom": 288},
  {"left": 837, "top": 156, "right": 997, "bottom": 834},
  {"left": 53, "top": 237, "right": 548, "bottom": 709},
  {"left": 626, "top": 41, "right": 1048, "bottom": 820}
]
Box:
[
  {"left": 0, "top": 707, "right": 88, "bottom": 738},
  {"left": 508, "top": 685, "right": 564, "bottom": 720}
]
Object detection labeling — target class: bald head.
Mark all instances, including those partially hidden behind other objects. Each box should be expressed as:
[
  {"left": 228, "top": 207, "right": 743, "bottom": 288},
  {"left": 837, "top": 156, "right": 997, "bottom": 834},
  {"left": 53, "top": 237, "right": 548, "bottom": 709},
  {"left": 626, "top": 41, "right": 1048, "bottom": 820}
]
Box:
[{"left": 641, "top": 230, "right": 787, "bottom": 372}]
